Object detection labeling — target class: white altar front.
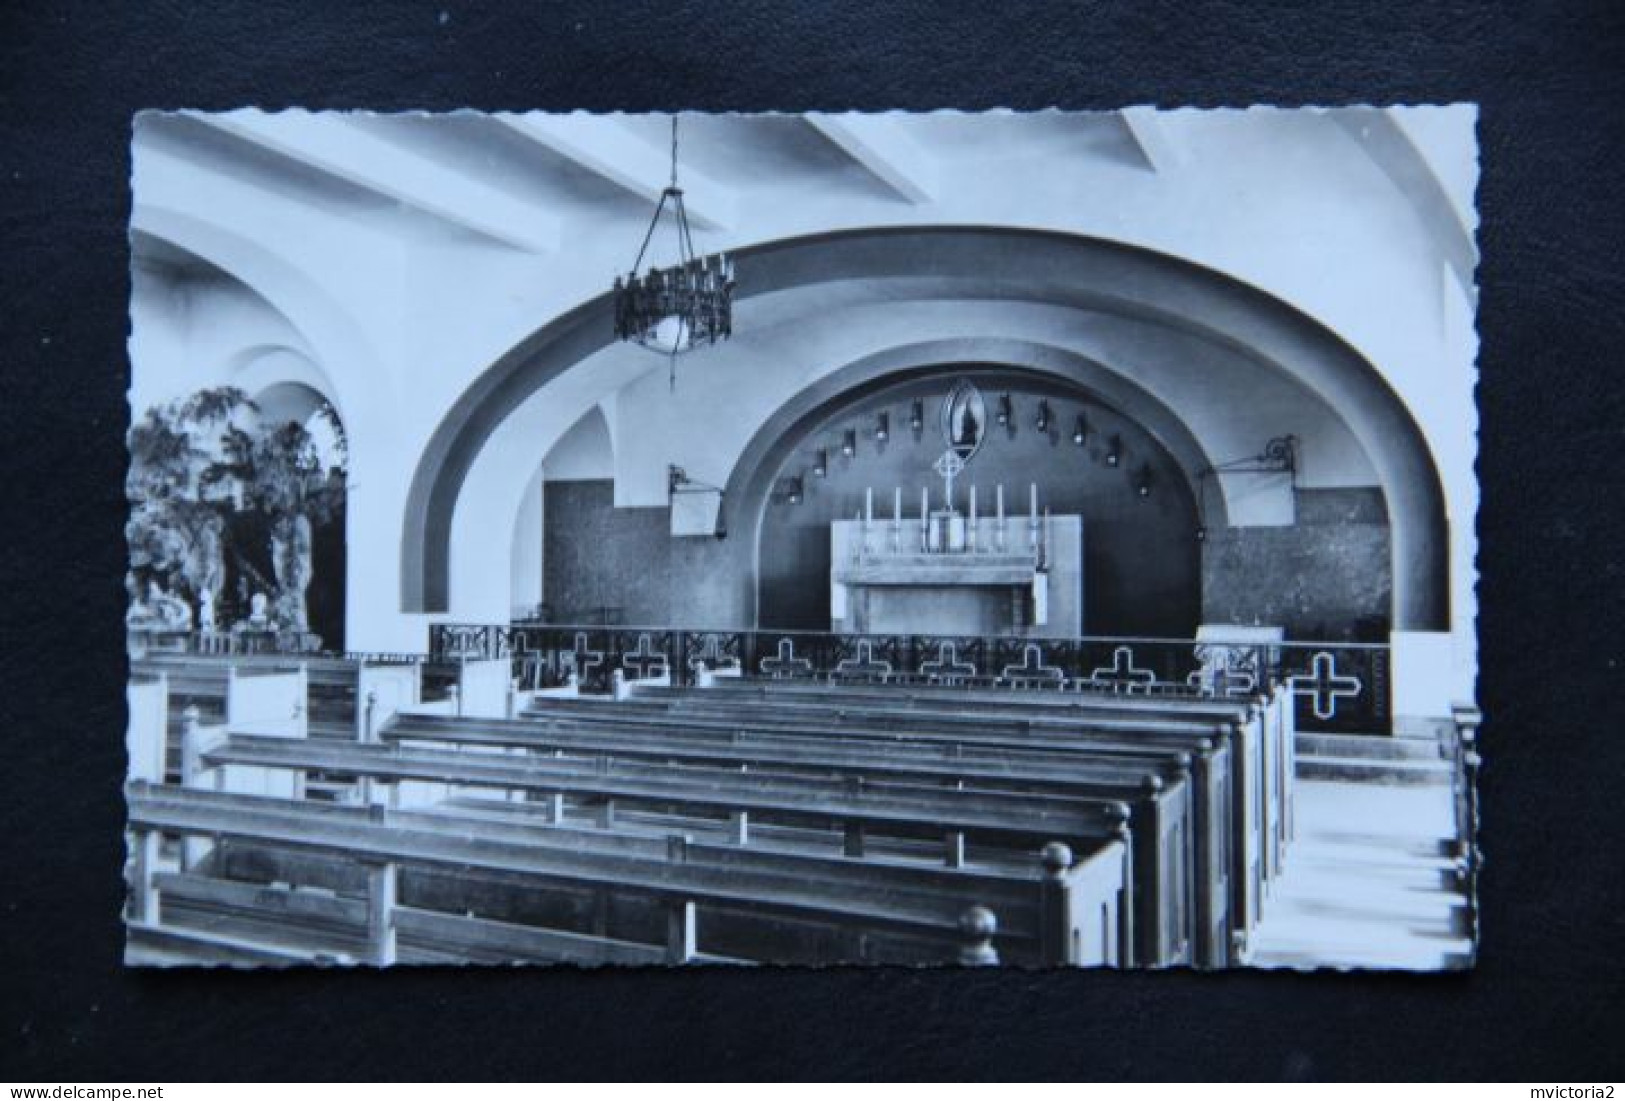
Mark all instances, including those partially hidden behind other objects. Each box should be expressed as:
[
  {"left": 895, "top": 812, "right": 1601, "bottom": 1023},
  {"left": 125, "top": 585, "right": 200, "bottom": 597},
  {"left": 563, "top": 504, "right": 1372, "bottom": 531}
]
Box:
[{"left": 828, "top": 485, "right": 1083, "bottom": 638}]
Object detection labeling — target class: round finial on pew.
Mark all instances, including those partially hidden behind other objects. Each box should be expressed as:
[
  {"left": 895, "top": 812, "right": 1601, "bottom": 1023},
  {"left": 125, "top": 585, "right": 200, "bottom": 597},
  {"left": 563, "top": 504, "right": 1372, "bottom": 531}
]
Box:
[
  {"left": 958, "top": 905, "right": 999, "bottom": 966},
  {"left": 1040, "top": 842, "right": 1074, "bottom": 878},
  {"left": 1142, "top": 774, "right": 1164, "bottom": 794}
]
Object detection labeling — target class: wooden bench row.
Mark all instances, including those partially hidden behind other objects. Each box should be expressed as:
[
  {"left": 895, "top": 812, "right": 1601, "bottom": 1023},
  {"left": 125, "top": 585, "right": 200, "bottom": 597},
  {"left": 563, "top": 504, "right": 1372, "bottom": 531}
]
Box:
[
  {"left": 519, "top": 692, "right": 1248, "bottom": 964},
  {"left": 384, "top": 709, "right": 1190, "bottom": 966},
  {"left": 126, "top": 781, "right": 1123, "bottom": 967},
  {"left": 532, "top": 678, "right": 1293, "bottom": 963}
]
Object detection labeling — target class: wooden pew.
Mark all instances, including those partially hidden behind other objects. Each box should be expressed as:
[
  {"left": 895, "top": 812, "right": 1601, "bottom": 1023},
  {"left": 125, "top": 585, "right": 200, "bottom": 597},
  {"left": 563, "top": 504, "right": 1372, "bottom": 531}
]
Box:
[
  {"left": 689, "top": 676, "right": 1295, "bottom": 899},
  {"left": 188, "top": 734, "right": 1146, "bottom": 962},
  {"left": 197, "top": 725, "right": 1176, "bottom": 963},
  {"left": 683, "top": 677, "right": 1296, "bottom": 868},
  {"left": 521, "top": 693, "right": 1239, "bottom": 964},
  {"left": 126, "top": 783, "right": 1124, "bottom": 967},
  {"left": 687, "top": 681, "right": 1283, "bottom": 951},
  {"left": 130, "top": 656, "right": 307, "bottom": 783},
  {"left": 383, "top": 710, "right": 1194, "bottom": 966}
]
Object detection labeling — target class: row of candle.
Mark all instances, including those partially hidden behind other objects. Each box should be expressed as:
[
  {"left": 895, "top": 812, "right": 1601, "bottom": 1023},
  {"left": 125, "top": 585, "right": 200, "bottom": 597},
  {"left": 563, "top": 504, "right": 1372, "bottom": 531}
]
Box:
[{"left": 861, "top": 483, "right": 1040, "bottom": 524}]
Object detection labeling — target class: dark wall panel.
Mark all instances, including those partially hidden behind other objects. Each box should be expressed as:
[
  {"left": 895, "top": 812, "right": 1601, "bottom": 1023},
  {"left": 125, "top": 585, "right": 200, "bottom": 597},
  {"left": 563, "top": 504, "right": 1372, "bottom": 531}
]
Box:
[
  {"left": 543, "top": 480, "right": 671, "bottom": 624},
  {"left": 1201, "top": 488, "right": 1392, "bottom": 640}
]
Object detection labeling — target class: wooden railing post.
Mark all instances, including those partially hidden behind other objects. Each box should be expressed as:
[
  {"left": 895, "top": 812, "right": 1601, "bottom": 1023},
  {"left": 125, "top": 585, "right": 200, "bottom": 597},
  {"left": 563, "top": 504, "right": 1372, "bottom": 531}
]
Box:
[
  {"left": 957, "top": 905, "right": 999, "bottom": 966},
  {"left": 366, "top": 860, "right": 398, "bottom": 967},
  {"left": 1038, "top": 841, "right": 1075, "bottom": 965},
  {"left": 179, "top": 705, "right": 204, "bottom": 788},
  {"left": 1451, "top": 703, "right": 1483, "bottom": 948},
  {"left": 1110, "top": 806, "right": 1136, "bottom": 968},
  {"left": 128, "top": 827, "right": 162, "bottom": 925},
  {"left": 666, "top": 898, "right": 698, "bottom": 964}
]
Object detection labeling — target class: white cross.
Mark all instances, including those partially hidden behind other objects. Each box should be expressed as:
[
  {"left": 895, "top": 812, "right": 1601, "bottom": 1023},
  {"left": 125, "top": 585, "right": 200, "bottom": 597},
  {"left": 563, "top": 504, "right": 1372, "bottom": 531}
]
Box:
[{"left": 932, "top": 450, "right": 966, "bottom": 508}]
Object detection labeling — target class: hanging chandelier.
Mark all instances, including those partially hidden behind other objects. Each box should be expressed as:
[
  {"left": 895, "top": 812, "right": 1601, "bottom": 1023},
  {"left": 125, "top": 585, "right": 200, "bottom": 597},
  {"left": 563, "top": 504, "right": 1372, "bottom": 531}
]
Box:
[{"left": 612, "top": 115, "right": 735, "bottom": 387}]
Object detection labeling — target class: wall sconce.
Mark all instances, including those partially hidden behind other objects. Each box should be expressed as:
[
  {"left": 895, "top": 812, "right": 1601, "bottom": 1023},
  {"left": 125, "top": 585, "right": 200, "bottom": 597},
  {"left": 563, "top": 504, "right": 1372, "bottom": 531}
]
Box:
[
  {"left": 812, "top": 448, "right": 827, "bottom": 477},
  {"left": 1072, "top": 413, "right": 1088, "bottom": 446},
  {"left": 910, "top": 398, "right": 924, "bottom": 434},
  {"left": 1105, "top": 435, "right": 1122, "bottom": 467},
  {"left": 841, "top": 429, "right": 856, "bottom": 458},
  {"left": 1035, "top": 399, "right": 1051, "bottom": 433},
  {"left": 874, "top": 412, "right": 889, "bottom": 442},
  {"left": 1134, "top": 464, "right": 1153, "bottom": 499},
  {"left": 786, "top": 476, "right": 804, "bottom": 505},
  {"left": 996, "top": 393, "right": 1013, "bottom": 428}
]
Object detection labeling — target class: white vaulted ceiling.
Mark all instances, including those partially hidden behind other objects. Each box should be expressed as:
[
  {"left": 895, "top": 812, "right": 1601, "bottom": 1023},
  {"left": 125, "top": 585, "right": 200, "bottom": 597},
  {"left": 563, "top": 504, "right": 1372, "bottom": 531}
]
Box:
[{"left": 128, "top": 107, "right": 1479, "bottom": 650}]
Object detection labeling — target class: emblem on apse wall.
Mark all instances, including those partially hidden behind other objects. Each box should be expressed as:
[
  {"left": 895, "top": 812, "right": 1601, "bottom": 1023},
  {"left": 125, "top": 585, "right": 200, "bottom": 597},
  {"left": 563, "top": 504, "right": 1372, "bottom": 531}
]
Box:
[{"left": 941, "top": 381, "right": 987, "bottom": 463}]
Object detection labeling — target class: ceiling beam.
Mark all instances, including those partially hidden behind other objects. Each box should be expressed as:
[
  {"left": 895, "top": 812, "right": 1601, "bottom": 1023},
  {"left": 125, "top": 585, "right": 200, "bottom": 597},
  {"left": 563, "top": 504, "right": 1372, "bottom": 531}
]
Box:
[
  {"left": 1118, "top": 107, "right": 1180, "bottom": 174},
  {"left": 804, "top": 114, "right": 936, "bottom": 204},
  {"left": 497, "top": 115, "right": 736, "bottom": 232},
  {"left": 199, "top": 112, "right": 561, "bottom": 253}
]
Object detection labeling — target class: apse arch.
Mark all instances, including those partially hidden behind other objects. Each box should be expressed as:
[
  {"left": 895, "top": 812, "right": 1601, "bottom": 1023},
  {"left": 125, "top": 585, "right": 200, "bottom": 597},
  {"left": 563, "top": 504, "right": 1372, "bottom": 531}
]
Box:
[
  {"left": 404, "top": 226, "right": 1449, "bottom": 631},
  {"left": 718, "top": 351, "right": 1211, "bottom": 631}
]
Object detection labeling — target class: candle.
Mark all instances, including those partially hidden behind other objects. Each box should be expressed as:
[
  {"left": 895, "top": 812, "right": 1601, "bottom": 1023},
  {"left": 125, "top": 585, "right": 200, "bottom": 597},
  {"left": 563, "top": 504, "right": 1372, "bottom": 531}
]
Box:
[
  {"left": 921, "top": 486, "right": 929, "bottom": 520},
  {"left": 866, "top": 487, "right": 874, "bottom": 523},
  {"left": 894, "top": 487, "right": 901, "bottom": 522},
  {"left": 970, "top": 484, "right": 978, "bottom": 523},
  {"left": 1030, "top": 483, "right": 1038, "bottom": 520},
  {"left": 996, "top": 484, "right": 1004, "bottom": 523}
]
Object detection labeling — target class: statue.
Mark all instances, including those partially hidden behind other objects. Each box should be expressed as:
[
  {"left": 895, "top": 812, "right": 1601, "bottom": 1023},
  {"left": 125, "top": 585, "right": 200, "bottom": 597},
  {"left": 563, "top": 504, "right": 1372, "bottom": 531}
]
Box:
[
  {"left": 197, "top": 586, "right": 216, "bottom": 633},
  {"left": 248, "top": 591, "right": 270, "bottom": 628},
  {"left": 131, "top": 579, "right": 192, "bottom": 631}
]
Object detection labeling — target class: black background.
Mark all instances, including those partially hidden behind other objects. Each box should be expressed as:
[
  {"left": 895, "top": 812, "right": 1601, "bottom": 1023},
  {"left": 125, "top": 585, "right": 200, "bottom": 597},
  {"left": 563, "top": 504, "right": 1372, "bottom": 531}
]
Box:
[{"left": 2, "top": 0, "right": 1622, "bottom": 1082}]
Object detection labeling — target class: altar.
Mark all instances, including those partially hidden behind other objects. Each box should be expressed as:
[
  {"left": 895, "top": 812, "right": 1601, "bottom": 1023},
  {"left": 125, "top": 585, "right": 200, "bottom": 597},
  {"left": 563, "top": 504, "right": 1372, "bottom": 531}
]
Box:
[{"left": 829, "top": 482, "right": 1083, "bottom": 638}]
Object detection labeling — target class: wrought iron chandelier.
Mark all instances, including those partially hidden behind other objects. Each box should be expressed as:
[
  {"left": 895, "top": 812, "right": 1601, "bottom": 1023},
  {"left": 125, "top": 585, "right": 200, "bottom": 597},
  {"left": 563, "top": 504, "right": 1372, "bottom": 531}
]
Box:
[{"left": 612, "top": 115, "right": 734, "bottom": 388}]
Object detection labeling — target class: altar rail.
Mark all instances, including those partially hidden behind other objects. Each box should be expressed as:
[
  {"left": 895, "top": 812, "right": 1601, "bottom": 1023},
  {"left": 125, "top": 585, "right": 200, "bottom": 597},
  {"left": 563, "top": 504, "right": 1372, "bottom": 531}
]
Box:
[{"left": 429, "top": 623, "right": 1391, "bottom": 734}]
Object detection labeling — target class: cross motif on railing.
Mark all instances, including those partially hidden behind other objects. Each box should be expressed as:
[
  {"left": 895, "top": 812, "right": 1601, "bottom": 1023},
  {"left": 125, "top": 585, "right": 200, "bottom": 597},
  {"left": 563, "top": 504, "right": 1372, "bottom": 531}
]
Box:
[
  {"left": 1001, "top": 643, "right": 1064, "bottom": 684},
  {"left": 835, "top": 640, "right": 893, "bottom": 680},
  {"left": 920, "top": 642, "right": 978, "bottom": 682},
  {"left": 444, "top": 626, "right": 489, "bottom": 660},
  {"left": 1289, "top": 650, "right": 1362, "bottom": 720},
  {"left": 686, "top": 633, "right": 735, "bottom": 672},
  {"left": 570, "top": 632, "right": 605, "bottom": 679},
  {"left": 621, "top": 633, "right": 670, "bottom": 679},
  {"left": 1187, "top": 659, "right": 1257, "bottom": 698},
  {"left": 1089, "top": 646, "right": 1155, "bottom": 692},
  {"left": 759, "top": 638, "right": 814, "bottom": 678}
]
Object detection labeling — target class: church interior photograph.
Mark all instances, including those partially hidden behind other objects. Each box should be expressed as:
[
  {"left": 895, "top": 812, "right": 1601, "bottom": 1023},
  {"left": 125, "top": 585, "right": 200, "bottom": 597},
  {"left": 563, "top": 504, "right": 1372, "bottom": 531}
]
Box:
[{"left": 122, "top": 106, "right": 1481, "bottom": 971}]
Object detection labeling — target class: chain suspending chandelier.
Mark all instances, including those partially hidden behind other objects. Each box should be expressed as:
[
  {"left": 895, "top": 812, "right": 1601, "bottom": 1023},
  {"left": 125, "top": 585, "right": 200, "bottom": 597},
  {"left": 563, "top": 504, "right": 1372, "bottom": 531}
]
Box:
[{"left": 612, "top": 115, "right": 735, "bottom": 388}]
